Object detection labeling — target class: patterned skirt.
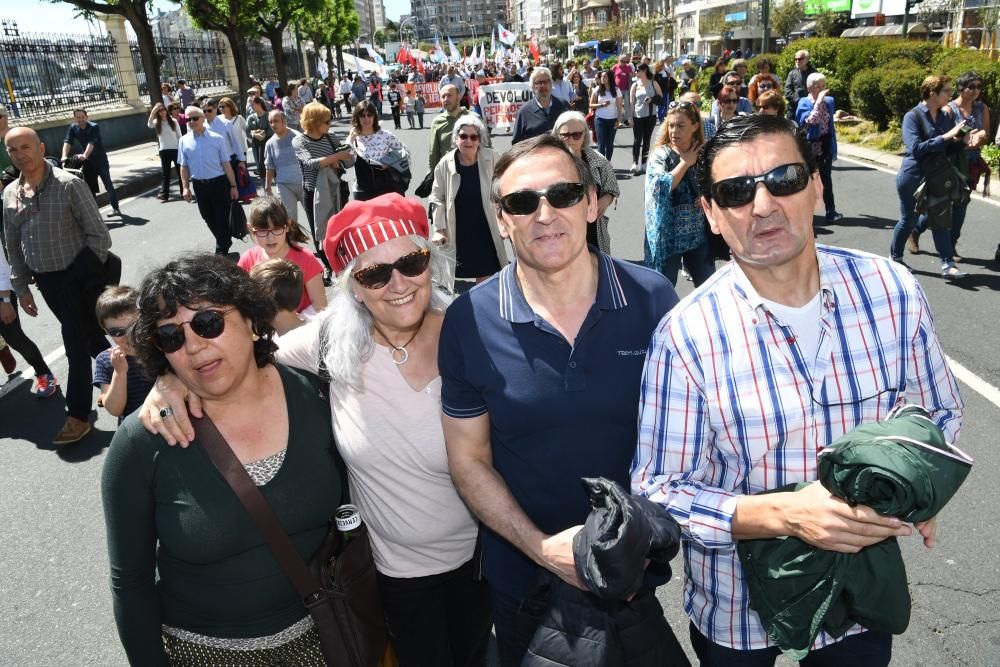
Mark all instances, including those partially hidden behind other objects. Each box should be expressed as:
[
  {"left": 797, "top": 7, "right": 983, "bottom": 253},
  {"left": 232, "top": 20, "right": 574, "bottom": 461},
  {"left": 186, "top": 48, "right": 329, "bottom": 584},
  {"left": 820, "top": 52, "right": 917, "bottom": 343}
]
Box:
[{"left": 162, "top": 627, "right": 326, "bottom": 666}]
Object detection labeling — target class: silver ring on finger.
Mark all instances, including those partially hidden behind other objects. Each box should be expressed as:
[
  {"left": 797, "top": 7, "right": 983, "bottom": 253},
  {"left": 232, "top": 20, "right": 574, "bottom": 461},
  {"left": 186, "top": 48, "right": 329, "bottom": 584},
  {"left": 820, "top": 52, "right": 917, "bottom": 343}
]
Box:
[{"left": 159, "top": 406, "right": 174, "bottom": 419}]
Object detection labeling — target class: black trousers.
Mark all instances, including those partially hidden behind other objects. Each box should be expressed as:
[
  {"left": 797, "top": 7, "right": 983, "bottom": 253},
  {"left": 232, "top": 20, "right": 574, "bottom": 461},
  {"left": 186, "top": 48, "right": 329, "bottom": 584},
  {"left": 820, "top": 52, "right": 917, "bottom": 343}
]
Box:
[
  {"left": 34, "top": 251, "right": 110, "bottom": 420},
  {"left": 376, "top": 559, "right": 493, "bottom": 667},
  {"left": 250, "top": 140, "right": 267, "bottom": 178},
  {"left": 192, "top": 176, "right": 232, "bottom": 254},
  {"left": 0, "top": 299, "right": 51, "bottom": 377},
  {"left": 159, "top": 149, "right": 180, "bottom": 198},
  {"left": 81, "top": 160, "right": 119, "bottom": 210},
  {"left": 391, "top": 105, "right": 401, "bottom": 129},
  {"left": 632, "top": 115, "right": 656, "bottom": 164}
]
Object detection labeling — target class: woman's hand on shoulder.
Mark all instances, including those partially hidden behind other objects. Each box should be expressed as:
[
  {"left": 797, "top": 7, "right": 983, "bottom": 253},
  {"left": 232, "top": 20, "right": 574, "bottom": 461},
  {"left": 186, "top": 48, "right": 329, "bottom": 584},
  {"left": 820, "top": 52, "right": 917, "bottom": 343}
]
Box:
[{"left": 137, "top": 374, "right": 202, "bottom": 447}]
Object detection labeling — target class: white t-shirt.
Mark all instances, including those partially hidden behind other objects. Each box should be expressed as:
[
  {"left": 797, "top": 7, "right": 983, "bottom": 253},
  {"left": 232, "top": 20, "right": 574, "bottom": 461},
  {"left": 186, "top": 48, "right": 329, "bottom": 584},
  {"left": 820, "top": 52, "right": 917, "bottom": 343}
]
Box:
[
  {"left": 276, "top": 319, "right": 478, "bottom": 578},
  {"left": 147, "top": 119, "right": 180, "bottom": 152},
  {"left": 760, "top": 291, "right": 824, "bottom": 373},
  {"left": 594, "top": 90, "right": 622, "bottom": 120}
]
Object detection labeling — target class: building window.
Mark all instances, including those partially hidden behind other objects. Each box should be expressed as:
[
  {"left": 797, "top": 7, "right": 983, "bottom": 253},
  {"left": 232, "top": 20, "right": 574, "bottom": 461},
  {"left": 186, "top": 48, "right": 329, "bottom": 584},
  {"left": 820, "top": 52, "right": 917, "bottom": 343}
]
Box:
[{"left": 597, "top": 9, "right": 607, "bottom": 22}]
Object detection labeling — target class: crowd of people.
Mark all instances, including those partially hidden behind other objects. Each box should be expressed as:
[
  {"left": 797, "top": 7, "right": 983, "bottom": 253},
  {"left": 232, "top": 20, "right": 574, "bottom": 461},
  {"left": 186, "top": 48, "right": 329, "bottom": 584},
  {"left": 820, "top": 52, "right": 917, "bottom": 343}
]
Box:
[{"left": 0, "top": 47, "right": 988, "bottom": 667}]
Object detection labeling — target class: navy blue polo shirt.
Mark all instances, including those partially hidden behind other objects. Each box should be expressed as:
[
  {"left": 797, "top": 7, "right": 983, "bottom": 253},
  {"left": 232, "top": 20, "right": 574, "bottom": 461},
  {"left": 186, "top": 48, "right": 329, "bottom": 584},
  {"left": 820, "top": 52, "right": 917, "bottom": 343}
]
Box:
[{"left": 439, "top": 251, "right": 679, "bottom": 599}]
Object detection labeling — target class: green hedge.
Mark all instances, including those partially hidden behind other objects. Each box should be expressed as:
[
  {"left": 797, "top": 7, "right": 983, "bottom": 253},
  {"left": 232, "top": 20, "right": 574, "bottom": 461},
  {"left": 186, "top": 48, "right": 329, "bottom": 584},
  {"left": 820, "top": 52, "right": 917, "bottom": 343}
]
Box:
[{"left": 850, "top": 69, "right": 890, "bottom": 129}]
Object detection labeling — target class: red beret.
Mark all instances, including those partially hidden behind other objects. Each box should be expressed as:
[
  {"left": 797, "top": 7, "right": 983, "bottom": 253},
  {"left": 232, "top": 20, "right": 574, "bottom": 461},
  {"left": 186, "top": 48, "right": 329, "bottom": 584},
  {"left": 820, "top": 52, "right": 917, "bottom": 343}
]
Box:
[{"left": 323, "top": 193, "right": 430, "bottom": 275}]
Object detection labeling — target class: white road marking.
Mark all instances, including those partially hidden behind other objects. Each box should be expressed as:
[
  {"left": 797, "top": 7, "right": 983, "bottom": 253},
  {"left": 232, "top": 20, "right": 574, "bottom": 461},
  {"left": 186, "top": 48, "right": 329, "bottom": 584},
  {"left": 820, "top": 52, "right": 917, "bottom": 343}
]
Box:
[
  {"left": 946, "top": 355, "right": 1000, "bottom": 410},
  {"left": 43, "top": 346, "right": 66, "bottom": 365}
]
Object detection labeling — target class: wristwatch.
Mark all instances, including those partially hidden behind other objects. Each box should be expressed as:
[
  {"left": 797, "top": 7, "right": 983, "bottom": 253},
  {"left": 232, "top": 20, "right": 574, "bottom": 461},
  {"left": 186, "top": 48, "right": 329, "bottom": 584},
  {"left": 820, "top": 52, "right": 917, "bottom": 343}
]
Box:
[{"left": 0, "top": 295, "right": 13, "bottom": 304}]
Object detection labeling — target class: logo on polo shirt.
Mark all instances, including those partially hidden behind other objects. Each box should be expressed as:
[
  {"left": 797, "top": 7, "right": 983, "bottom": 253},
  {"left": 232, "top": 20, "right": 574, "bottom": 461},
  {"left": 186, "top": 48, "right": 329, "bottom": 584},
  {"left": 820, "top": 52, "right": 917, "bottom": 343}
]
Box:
[{"left": 617, "top": 349, "right": 647, "bottom": 357}]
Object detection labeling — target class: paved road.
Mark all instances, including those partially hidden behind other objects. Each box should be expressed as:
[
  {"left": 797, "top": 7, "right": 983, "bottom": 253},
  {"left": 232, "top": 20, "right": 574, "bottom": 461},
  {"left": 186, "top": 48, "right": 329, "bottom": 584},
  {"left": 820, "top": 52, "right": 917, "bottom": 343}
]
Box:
[{"left": 2, "top": 115, "right": 999, "bottom": 664}]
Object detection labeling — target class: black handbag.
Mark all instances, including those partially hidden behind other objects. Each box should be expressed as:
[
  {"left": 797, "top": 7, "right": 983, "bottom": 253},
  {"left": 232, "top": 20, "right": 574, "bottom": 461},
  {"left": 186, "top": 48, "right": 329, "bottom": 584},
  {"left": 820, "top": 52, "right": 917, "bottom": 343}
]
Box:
[
  {"left": 229, "top": 200, "right": 248, "bottom": 240},
  {"left": 192, "top": 412, "right": 387, "bottom": 667},
  {"left": 414, "top": 171, "right": 434, "bottom": 198}
]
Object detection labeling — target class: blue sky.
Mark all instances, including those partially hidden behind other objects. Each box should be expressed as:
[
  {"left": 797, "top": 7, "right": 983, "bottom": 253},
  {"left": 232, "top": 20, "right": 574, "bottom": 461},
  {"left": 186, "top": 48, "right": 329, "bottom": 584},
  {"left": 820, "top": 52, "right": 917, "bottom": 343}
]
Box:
[{"left": 13, "top": 0, "right": 408, "bottom": 34}]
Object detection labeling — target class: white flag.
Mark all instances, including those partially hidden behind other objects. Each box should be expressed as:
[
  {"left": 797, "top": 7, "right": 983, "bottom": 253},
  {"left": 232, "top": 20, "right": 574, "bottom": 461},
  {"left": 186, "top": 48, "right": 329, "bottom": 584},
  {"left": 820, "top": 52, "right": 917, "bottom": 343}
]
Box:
[{"left": 497, "top": 23, "right": 516, "bottom": 46}]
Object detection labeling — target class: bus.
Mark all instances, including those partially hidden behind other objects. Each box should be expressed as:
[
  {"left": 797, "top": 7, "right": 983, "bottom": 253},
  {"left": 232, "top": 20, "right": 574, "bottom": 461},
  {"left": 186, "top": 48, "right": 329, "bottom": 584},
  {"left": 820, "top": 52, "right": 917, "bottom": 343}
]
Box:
[{"left": 571, "top": 40, "right": 621, "bottom": 63}]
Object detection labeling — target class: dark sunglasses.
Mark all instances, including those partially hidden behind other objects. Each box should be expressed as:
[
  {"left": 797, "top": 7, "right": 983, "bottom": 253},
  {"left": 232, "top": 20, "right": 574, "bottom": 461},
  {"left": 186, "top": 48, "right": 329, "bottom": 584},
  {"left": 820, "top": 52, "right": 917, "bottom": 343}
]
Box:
[
  {"left": 758, "top": 83, "right": 773, "bottom": 90},
  {"left": 721, "top": 98, "right": 738, "bottom": 104},
  {"left": 709, "top": 163, "right": 811, "bottom": 208},
  {"left": 966, "top": 84, "right": 982, "bottom": 90},
  {"left": 151, "top": 308, "right": 236, "bottom": 353},
  {"left": 558, "top": 130, "right": 585, "bottom": 140},
  {"left": 105, "top": 326, "right": 130, "bottom": 338},
  {"left": 497, "top": 182, "right": 586, "bottom": 216},
  {"left": 457, "top": 133, "right": 480, "bottom": 141},
  {"left": 668, "top": 100, "right": 697, "bottom": 110},
  {"left": 352, "top": 248, "right": 431, "bottom": 290}
]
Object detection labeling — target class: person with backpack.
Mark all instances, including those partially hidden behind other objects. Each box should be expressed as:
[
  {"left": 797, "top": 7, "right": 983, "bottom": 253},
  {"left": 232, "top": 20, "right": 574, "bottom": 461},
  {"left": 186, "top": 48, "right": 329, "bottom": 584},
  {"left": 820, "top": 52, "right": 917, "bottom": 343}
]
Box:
[{"left": 891, "top": 75, "right": 971, "bottom": 281}]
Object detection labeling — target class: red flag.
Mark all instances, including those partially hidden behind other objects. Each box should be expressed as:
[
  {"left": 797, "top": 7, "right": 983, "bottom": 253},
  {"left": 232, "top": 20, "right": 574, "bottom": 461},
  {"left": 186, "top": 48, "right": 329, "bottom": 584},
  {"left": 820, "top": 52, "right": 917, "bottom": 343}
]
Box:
[
  {"left": 416, "top": 56, "right": 425, "bottom": 75},
  {"left": 529, "top": 35, "right": 540, "bottom": 64},
  {"left": 399, "top": 46, "right": 410, "bottom": 65}
]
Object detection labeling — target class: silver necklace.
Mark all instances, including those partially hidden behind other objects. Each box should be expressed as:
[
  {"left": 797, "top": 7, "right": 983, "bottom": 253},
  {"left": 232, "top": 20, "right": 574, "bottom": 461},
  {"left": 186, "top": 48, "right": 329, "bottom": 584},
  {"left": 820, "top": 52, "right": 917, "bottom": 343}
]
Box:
[{"left": 373, "top": 321, "right": 422, "bottom": 365}]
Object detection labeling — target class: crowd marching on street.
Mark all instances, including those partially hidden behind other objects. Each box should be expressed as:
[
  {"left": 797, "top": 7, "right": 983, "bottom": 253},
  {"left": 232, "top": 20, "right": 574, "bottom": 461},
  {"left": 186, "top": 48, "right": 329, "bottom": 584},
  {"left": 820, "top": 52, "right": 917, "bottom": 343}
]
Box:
[{"left": 0, "top": 42, "right": 991, "bottom": 666}]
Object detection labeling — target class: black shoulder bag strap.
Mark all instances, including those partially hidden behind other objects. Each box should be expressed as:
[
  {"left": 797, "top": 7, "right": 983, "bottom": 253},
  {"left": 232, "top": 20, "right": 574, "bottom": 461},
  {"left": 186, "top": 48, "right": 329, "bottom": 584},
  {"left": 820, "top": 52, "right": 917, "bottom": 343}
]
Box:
[{"left": 191, "top": 412, "right": 347, "bottom": 665}]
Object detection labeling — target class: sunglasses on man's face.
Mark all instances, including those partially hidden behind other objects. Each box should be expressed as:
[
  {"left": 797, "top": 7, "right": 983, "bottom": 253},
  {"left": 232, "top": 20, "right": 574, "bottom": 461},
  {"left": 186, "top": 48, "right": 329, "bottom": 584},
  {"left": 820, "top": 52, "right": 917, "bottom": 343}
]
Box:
[
  {"left": 151, "top": 308, "right": 236, "bottom": 353},
  {"left": 352, "top": 248, "right": 431, "bottom": 290},
  {"left": 709, "top": 163, "right": 811, "bottom": 209},
  {"left": 497, "top": 182, "right": 586, "bottom": 216}
]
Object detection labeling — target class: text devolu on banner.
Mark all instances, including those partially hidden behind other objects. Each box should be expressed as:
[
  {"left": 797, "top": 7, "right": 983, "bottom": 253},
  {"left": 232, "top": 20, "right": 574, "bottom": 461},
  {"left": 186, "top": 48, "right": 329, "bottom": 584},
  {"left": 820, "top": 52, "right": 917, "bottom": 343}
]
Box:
[{"left": 479, "top": 83, "right": 532, "bottom": 131}]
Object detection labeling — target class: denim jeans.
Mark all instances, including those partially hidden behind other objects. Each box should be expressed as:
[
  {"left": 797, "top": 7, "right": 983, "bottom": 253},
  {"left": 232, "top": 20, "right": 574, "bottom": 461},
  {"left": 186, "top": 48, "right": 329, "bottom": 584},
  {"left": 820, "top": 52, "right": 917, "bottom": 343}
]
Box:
[
  {"left": 689, "top": 623, "right": 892, "bottom": 667},
  {"left": 890, "top": 170, "right": 955, "bottom": 265},
  {"left": 914, "top": 200, "right": 968, "bottom": 262},
  {"left": 645, "top": 237, "right": 716, "bottom": 287},
  {"left": 595, "top": 117, "right": 617, "bottom": 161},
  {"left": 818, "top": 150, "right": 836, "bottom": 218}
]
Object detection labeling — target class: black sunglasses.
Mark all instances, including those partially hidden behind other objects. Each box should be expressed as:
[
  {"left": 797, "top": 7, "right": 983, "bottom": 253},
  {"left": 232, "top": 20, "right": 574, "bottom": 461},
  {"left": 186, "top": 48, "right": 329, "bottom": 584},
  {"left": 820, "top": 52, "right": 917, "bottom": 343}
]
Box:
[
  {"left": 721, "top": 97, "right": 739, "bottom": 104},
  {"left": 558, "top": 130, "right": 584, "bottom": 140},
  {"left": 497, "top": 182, "right": 586, "bottom": 216},
  {"left": 352, "top": 248, "right": 431, "bottom": 290},
  {"left": 105, "top": 326, "right": 130, "bottom": 338},
  {"left": 151, "top": 308, "right": 236, "bottom": 353},
  {"left": 668, "top": 100, "right": 697, "bottom": 110},
  {"left": 709, "top": 163, "right": 811, "bottom": 208}
]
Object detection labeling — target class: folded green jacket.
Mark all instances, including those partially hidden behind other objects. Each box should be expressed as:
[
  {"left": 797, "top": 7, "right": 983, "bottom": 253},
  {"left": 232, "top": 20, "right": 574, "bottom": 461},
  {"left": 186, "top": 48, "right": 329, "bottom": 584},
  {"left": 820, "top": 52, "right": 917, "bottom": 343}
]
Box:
[{"left": 737, "top": 404, "right": 973, "bottom": 660}]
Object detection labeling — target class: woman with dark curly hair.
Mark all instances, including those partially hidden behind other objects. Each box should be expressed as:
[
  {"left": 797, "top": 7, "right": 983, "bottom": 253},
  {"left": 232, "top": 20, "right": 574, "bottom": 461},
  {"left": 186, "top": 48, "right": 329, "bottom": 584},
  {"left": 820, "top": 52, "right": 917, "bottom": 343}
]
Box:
[{"left": 101, "top": 253, "right": 344, "bottom": 665}]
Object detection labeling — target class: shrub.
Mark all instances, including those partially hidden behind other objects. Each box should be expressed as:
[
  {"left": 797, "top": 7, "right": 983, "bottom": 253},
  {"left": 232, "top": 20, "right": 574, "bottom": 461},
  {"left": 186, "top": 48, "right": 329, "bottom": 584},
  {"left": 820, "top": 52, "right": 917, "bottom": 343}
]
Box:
[
  {"left": 825, "top": 76, "right": 850, "bottom": 111},
  {"left": 851, "top": 68, "right": 891, "bottom": 129},
  {"left": 748, "top": 52, "right": 783, "bottom": 78},
  {"left": 879, "top": 61, "right": 927, "bottom": 122},
  {"left": 876, "top": 40, "right": 941, "bottom": 69},
  {"left": 835, "top": 39, "right": 883, "bottom": 87},
  {"left": 776, "top": 37, "right": 841, "bottom": 80}
]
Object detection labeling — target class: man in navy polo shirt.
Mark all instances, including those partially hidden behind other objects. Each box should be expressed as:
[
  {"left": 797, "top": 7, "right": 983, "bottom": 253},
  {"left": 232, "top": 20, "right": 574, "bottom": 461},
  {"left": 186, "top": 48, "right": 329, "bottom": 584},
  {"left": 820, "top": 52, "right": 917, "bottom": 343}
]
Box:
[{"left": 439, "top": 133, "right": 680, "bottom": 666}]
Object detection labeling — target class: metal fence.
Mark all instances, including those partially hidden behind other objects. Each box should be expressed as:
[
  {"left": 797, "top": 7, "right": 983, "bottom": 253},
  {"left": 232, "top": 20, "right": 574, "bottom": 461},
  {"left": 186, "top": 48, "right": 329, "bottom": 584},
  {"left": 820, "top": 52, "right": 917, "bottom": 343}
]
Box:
[
  {"left": 0, "top": 31, "right": 128, "bottom": 120},
  {"left": 131, "top": 34, "right": 230, "bottom": 104},
  {"left": 247, "top": 41, "right": 306, "bottom": 85}
]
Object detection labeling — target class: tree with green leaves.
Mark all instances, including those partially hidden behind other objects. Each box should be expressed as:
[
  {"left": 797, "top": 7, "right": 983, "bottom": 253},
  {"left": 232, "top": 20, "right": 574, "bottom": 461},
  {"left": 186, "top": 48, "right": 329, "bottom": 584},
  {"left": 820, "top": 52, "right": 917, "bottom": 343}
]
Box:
[
  {"left": 383, "top": 19, "right": 399, "bottom": 42},
  {"left": 373, "top": 29, "right": 386, "bottom": 47},
  {"left": 813, "top": 10, "right": 851, "bottom": 37},
  {"left": 771, "top": 0, "right": 805, "bottom": 43},
  {"left": 185, "top": 0, "right": 263, "bottom": 96},
  {"left": 296, "top": 0, "right": 358, "bottom": 77},
  {"left": 53, "top": 0, "right": 162, "bottom": 108},
  {"left": 256, "top": 0, "right": 324, "bottom": 87}
]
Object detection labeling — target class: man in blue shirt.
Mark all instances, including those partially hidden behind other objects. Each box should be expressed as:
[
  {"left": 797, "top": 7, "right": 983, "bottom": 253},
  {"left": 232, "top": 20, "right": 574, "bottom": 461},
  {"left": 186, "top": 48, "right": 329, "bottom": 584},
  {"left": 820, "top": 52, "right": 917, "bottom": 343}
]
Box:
[
  {"left": 177, "top": 106, "right": 239, "bottom": 255},
  {"left": 439, "top": 134, "right": 679, "bottom": 666},
  {"left": 62, "top": 109, "right": 120, "bottom": 215}
]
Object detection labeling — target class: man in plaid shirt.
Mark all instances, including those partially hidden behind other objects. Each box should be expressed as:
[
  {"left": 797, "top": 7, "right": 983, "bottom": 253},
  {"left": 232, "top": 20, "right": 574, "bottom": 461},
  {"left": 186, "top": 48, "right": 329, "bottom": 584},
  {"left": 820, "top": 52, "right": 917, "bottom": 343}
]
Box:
[{"left": 632, "top": 115, "right": 963, "bottom": 666}]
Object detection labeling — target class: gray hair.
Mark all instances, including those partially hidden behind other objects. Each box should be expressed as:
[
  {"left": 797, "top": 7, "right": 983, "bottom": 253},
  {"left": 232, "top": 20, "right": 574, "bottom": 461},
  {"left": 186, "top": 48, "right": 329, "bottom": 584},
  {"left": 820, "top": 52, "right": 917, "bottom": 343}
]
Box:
[
  {"left": 806, "top": 72, "right": 827, "bottom": 89},
  {"left": 318, "top": 236, "right": 453, "bottom": 390},
  {"left": 451, "top": 114, "right": 491, "bottom": 148},
  {"left": 552, "top": 111, "right": 591, "bottom": 149},
  {"left": 796, "top": 49, "right": 810, "bottom": 60},
  {"left": 530, "top": 67, "right": 552, "bottom": 86},
  {"left": 268, "top": 109, "right": 287, "bottom": 122}
]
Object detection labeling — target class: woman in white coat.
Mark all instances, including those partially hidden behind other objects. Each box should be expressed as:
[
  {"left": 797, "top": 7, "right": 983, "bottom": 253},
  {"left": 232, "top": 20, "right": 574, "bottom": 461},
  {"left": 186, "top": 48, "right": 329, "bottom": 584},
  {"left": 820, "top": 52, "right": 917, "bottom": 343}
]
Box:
[{"left": 428, "top": 115, "right": 509, "bottom": 285}]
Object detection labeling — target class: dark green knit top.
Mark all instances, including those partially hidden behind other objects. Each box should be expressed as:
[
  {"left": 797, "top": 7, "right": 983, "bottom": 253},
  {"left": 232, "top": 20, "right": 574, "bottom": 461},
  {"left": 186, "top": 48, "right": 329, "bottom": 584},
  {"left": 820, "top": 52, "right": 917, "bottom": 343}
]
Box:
[{"left": 102, "top": 364, "right": 343, "bottom": 665}]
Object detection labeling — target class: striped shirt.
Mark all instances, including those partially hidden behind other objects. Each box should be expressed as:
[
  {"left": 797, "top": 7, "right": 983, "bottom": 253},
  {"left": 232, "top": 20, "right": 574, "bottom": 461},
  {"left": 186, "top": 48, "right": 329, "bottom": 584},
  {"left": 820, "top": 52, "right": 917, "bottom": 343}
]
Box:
[
  {"left": 631, "top": 245, "right": 963, "bottom": 652},
  {"left": 292, "top": 130, "right": 352, "bottom": 191}
]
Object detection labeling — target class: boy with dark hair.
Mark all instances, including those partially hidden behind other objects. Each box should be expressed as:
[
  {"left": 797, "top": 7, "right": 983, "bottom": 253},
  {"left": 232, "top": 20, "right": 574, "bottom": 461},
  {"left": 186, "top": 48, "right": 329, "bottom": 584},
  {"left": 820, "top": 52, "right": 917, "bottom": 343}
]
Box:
[
  {"left": 248, "top": 258, "right": 306, "bottom": 336},
  {"left": 93, "top": 286, "right": 155, "bottom": 424}
]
